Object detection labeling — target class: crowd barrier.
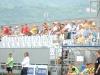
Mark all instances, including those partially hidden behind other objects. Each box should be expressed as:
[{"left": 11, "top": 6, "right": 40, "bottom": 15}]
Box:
[
  {"left": 0, "top": 34, "right": 100, "bottom": 48},
  {"left": 0, "top": 63, "right": 21, "bottom": 75},
  {"left": 0, "top": 63, "right": 48, "bottom": 75},
  {"left": 0, "top": 35, "right": 57, "bottom": 48}
]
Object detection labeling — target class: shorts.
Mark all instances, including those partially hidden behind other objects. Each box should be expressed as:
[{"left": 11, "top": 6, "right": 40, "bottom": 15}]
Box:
[{"left": 6, "top": 67, "right": 12, "bottom": 73}]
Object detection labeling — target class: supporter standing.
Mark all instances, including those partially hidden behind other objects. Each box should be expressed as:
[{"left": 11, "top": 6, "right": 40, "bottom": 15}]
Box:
[
  {"left": 76, "top": 23, "right": 84, "bottom": 35},
  {"left": 30, "top": 25, "right": 38, "bottom": 35},
  {"left": 51, "top": 22, "right": 60, "bottom": 35},
  {"left": 6, "top": 53, "right": 14, "bottom": 75},
  {"left": 2, "top": 26, "right": 11, "bottom": 35},
  {"left": 21, "top": 52, "right": 30, "bottom": 75},
  {"left": 21, "top": 24, "right": 30, "bottom": 35},
  {"left": 61, "top": 22, "right": 72, "bottom": 40}
]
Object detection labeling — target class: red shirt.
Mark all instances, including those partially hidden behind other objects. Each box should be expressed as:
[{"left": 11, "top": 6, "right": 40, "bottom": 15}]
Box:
[
  {"left": 21, "top": 25, "right": 30, "bottom": 35},
  {"left": 3, "top": 26, "right": 11, "bottom": 35}
]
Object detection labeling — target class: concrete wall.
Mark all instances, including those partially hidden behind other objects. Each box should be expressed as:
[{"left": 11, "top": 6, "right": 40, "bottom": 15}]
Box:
[{"left": 0, "top": 48, "right": 50, "bottom": 64}]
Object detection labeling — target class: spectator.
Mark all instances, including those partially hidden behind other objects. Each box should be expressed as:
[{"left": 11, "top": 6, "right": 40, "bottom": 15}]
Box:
[
  {"left": 30, "top": 25, "right": 38, "bottom": 35},
  {"left": 21, "top": 24, "right": 30, "bottom": 35},
  {"left": 64, "top": 22, "right": 72, "bottom": 39},
  {"left": 59, "top": 24, "right": 65, "bottom": 40},
  {"left": 71, "top": 22, "right": 77, "bottom": 39},
  {"left": 41, "top": 22, "right": 49, "bottom": 35},
  {"left": 61, "top": 24, "right": 67, "bottom": 40},
  {"left": 54, "top": 22, "right": 62, "bottom": 35},
  {"left": 21, "top": 52, "right": 30, "bottom": 75},
  {"left": 51, "top": 22, "right": 60, "bottom": 35},
  {"left": 6, "top": 53, "right": 14, "bottom": 75},
  {"left": 60, "top": 24, "right": 65, "bottom": 30},
  {"left": 2, "top": 26, "right": 12, "bottom": 35},
  {"left": 59, "top": 23, "right": 65, "bottom": 34},
  {"left": 76, "top": 25, "right": 85, "bottom": 39}
]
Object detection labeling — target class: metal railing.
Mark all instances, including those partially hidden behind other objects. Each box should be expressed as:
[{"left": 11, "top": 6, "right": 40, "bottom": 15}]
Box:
[{"left": 0, "top": 34, "right": 100, "bottom": 48}]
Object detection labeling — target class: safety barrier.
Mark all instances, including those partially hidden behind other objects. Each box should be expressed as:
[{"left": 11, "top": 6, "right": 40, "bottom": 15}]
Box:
[
  {"left": 0, "top": 34, "right": 99, "bottom": 48},
  {"left": 0, "top": 35, "right": 57, "bottom": 48}
]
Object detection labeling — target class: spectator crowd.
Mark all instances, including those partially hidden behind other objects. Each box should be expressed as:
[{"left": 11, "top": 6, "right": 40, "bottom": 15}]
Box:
[{"left": 0, "top": 20, "right": 99, "bottom": 44}]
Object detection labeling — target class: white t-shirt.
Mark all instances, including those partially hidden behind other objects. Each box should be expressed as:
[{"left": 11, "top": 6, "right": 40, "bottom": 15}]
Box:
[
  {"left": 71, "top": 25, "right": 77, "bottom": 32},
  {"left": 64, "top": 24, "right": 72, "bottom": 32},
  {"left": 21, "top": 56, "right": 30, "bottom": 67},
  {"left": 52, "top": 26, "right": 58, "bottom": 32}
]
